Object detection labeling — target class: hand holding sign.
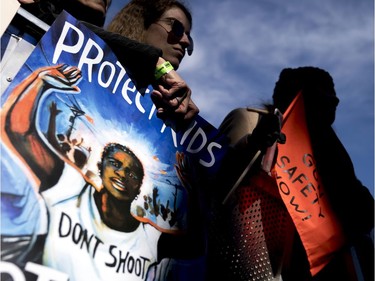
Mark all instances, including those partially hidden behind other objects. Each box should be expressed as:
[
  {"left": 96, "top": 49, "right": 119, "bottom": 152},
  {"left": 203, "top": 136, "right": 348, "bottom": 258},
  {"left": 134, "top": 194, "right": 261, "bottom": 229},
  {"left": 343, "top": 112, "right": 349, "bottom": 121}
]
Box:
[{"left": 152, "top": 62, "right": 199, "bottom": 123}]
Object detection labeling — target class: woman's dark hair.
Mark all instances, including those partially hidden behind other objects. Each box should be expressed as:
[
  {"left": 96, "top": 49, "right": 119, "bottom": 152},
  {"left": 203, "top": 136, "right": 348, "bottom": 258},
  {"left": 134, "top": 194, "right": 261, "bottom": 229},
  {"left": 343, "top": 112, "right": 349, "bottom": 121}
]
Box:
[{"left": 107, "top": 0, "right": 192, "bottom": 43}]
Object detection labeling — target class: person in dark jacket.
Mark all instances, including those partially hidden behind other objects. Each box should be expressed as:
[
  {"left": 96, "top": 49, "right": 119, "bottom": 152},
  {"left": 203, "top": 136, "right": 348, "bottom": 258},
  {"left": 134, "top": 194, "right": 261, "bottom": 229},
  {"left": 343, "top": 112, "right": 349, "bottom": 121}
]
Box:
[
  {"left": 207, "top": 66, "right": 374, "bottom": 281},
  {"left": 272, "top": 66, "right": 374, "bottom": 281}
]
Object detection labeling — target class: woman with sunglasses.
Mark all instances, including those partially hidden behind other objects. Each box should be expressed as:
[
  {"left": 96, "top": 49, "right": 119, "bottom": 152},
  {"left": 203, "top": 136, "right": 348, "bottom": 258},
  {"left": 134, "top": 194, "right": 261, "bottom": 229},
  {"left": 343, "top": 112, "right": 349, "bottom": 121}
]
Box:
[
  {"left": 107, "top": 0, "right": 193, "bottom": 71},
  {"left": 91, "top": 0, "right": 196, "bottom": 126},
  {"left": 104, "top": 0, "right": 197, "bottom": 123}
]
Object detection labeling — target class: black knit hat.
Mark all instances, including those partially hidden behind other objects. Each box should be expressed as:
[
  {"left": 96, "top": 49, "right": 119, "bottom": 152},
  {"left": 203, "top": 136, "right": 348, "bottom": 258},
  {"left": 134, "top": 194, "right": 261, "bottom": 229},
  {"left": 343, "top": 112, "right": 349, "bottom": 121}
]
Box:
[{"left": 272, "top": 66, "right": 336, "bottom": 113}]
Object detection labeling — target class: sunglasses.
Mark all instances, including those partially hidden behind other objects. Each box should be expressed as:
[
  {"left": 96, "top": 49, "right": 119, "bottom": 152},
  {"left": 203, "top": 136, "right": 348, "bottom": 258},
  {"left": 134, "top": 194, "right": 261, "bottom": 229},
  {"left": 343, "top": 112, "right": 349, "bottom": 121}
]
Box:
[{"left": 156, "top": 18, "right": 194, "bottom": 56}]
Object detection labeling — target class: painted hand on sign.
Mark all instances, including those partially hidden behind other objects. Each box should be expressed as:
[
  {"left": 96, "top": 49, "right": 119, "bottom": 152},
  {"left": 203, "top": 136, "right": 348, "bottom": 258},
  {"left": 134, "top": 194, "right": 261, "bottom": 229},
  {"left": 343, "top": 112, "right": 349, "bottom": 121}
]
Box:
[{"left": 1, "top": 64, "right": 83, "bottom": 190}]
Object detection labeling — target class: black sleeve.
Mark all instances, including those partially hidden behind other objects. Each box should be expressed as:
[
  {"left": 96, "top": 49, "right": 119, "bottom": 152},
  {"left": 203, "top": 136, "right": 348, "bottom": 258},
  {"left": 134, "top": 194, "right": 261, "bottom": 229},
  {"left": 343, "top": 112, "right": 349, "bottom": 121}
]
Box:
[{"left": 82, "top": 22, "right": 163, "bottom": 88}]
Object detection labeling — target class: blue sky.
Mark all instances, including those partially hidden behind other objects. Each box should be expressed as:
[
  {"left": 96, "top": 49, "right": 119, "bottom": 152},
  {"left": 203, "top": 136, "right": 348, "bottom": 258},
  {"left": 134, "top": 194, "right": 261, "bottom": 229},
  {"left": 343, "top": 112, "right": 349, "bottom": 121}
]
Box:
[{"left": 105, "top": 0, "right": 374, "bottom": 196}]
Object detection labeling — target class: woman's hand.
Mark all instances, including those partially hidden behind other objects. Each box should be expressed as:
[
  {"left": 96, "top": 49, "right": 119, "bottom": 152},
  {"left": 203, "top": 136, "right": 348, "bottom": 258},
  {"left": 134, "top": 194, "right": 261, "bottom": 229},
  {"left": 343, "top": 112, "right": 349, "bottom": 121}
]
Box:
[{"left": 152, "top": 68, "right": 199, "bottom": 123}]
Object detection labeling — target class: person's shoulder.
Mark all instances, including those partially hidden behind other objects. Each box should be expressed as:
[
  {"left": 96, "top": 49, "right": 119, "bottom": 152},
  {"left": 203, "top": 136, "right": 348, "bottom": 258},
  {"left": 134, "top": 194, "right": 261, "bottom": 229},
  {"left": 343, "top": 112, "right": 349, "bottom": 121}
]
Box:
[
  {"left": 245, "top": 107, "right": 270, "bottom": 115},
  {"left": 224, "top": 107, "right": 268, "bottom": 120},
  {"left": 219, "top": 107, "right": 268, "bottom": 145}
]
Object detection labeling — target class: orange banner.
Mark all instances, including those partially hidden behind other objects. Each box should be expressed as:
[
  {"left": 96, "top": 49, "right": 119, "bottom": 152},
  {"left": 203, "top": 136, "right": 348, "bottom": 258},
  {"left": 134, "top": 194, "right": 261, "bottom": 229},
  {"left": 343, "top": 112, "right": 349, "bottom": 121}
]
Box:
[{"left": 274, "top": 92, "right": 346, "bottom": 276}]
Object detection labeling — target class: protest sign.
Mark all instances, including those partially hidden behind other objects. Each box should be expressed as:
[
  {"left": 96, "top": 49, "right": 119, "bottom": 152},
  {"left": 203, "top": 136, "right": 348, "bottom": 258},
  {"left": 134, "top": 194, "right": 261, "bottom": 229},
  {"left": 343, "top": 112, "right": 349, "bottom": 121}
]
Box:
[{"left": 1, "top": 11, "right": 228, "bottom": 280}]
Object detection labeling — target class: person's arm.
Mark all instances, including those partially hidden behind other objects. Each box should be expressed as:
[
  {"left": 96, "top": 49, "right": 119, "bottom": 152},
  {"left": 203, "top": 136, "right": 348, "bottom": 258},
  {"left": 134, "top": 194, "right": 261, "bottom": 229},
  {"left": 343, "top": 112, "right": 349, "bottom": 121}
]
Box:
[
  {"left": 1, "top": 64, "right": 82, "bottom": 190},
  {"left": 215, "top": 107, "right": 285, "bottom": 202},
  {"left": 46, "top": 101, "right": 64, "bottom": 153},
  {"left": 19, "top": 0, "right": 111, "bottom": 27}
]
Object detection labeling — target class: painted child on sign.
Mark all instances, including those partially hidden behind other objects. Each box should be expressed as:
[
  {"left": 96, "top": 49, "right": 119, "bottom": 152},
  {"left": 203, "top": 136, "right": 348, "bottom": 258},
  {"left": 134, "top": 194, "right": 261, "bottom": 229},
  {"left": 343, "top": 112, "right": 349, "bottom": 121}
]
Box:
[{"left": 1, "top": 12, "right": 226, "bottom": 281}]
